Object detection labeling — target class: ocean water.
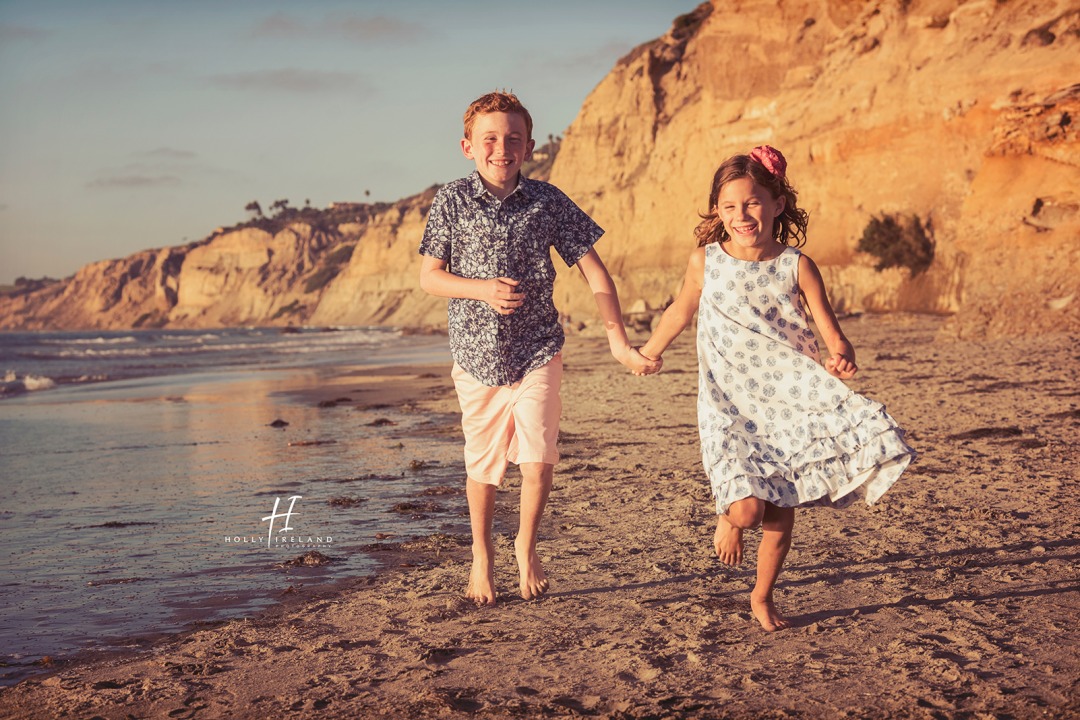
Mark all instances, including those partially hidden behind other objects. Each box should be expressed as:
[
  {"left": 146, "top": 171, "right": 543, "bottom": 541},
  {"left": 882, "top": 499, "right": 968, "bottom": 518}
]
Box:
[
  {"left": 0, "top": 327, "right": 430, "bottom": 397},
  {"left": 0, "top": 328, "right": 466, "bottom": 686}
]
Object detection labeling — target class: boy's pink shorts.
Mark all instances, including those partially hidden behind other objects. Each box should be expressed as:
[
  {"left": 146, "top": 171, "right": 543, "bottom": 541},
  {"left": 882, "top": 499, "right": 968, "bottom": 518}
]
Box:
[{"left": 451, "top": 354, "right": 563, "bottom": 486}]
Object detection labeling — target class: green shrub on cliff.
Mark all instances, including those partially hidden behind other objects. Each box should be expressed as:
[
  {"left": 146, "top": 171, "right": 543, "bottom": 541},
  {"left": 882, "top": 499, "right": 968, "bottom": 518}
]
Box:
[
  {"left": 272, "top": 300, "right": 304, "bottom": 319},
  {"left": 4, "top": 277, "right": 60, "bottom": 297},
  {"left": 857, "top": 213, "right": 934, "bottom": 275},
  {"left": 522, "top": 137, "right": 560, "bottom": 182},
  {"left": 303, "top": 266, "right": 340, "bottom": 294},
  {"left": 301, "top": 243, "right": 356, "bottom": 294},
  {"left": 216, "top": 200, "right": 393, "bottom": 240},
  {"left": 325, "top": 244, "right": 355, "bottom": 266}
]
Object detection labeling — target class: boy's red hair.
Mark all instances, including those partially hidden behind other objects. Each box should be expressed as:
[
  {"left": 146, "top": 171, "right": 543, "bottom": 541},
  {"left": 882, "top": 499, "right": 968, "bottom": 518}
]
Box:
[{"left": 463, "top": 91, "right": 533, "bottom": 140}]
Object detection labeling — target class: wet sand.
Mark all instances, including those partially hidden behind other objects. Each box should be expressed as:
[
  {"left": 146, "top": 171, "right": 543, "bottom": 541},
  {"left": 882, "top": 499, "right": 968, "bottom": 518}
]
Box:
[
  {"left": 2, "top": 314, "right": 1078, "bottom": 719},
  {"left": 0, "top": 353, "right": 462, "bottom": 686}
]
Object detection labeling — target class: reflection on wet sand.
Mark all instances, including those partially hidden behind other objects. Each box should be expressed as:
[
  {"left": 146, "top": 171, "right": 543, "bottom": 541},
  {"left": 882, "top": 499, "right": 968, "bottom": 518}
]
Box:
[{"left": 0, "top": 360, "right": 465, "bottom": 685}]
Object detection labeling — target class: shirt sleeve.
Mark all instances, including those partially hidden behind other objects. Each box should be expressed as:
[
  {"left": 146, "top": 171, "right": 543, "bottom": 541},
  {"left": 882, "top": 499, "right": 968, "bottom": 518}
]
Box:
[
  {"left": 418, "top": 186, "right": 453, "bottom": 261},
  {"left": 551, "top": 190, "right": 604, "bottom": 267}
]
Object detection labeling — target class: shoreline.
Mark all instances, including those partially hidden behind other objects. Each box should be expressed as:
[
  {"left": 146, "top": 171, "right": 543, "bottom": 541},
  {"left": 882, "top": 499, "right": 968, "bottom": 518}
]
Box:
[
  {"left": 2, "top": 315, "right": 1078, "bottom": 719},
  {"left": 0, "top": 325, "right": 450, "bottom": 402},
  {"left": 0, "top": 346, "right": 464, "bottom": 688}
]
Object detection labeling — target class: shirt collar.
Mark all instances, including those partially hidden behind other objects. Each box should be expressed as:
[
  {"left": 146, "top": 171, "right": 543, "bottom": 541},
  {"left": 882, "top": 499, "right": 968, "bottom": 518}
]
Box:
[{"left": 467, "top": 170, "right": 534, "bottom": 201}]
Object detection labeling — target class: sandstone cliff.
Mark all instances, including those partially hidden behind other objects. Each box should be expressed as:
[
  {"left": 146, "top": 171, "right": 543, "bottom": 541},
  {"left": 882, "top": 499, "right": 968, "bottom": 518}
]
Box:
[
  {"left": 2, "top": 0, "right": 1076, "bottom": 338},
  {"left": 548, "top": 0, "right": 1079, "bottom": 339},
  {"left": 0, "top": 194, "right": 443, "bottom": 331}
]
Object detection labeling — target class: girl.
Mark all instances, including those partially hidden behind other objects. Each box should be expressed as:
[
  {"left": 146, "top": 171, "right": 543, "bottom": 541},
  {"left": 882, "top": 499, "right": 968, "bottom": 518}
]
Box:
[{"left": 641, "top": 146, "right": 915, "bottom": 631}]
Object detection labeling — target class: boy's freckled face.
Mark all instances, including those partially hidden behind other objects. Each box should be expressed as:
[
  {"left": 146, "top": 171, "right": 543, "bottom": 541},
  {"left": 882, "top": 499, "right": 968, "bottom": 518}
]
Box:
[{"left": 462, "top": 112, "right": 534, "bottom": 197}]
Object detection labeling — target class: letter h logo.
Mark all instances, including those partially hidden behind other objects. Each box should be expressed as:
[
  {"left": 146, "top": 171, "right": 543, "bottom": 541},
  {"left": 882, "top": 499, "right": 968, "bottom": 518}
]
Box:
[{"left": 262, "top": 495, "right": 302, "bottom": 549}]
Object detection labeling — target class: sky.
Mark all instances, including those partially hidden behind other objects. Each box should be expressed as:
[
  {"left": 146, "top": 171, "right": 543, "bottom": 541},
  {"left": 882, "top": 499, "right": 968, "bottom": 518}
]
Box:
[{"left": 0, "top": 0, "right": 698, "bottom": 284}]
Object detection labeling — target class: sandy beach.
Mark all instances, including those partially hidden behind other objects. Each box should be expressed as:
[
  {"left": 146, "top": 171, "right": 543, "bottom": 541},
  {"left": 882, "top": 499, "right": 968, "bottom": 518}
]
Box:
[{"left": 2, "top": 313, "right": 1078, "bottom": 719}]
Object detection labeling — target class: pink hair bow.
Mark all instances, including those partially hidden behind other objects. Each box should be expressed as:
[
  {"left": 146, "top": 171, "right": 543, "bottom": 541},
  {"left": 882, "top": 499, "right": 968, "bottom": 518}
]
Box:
[{"left": 750, "top": 145, "right": 787, "bottom": 180}]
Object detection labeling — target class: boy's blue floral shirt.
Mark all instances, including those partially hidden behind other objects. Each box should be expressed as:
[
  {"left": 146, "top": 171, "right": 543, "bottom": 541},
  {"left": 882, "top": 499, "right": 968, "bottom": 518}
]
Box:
[{"left": 419, "top": 171, "right": 603, "bottom": 386}]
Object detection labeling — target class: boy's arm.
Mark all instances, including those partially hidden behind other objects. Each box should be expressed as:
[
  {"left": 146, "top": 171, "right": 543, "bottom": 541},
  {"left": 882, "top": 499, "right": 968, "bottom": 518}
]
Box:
[
  {"left": 419, "top": 256, "right": 524, "bottom": 315},
  {"left": 798, "top": 254, "right": 857, "bottom": 379},
  {"left": 640, "top": 246, "right": 706, "bottom": 360},
  {"left": 574, "top": 249, "right": 661, "bottom": 376}
]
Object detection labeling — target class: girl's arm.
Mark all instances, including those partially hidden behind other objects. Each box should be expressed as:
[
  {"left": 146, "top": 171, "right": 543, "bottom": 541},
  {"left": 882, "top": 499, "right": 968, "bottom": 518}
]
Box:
[
  {"left": 640, "top": 246, "right": 706, "bottom": 360},
  {"left": 419, "top": 256, "right": 524, "bottom": 315},
  {"left": 575, "top": 249, "right": 661, "bottom": 376},
  {"left": 798, "top": 254, "right": 857, "bottom": 379}
]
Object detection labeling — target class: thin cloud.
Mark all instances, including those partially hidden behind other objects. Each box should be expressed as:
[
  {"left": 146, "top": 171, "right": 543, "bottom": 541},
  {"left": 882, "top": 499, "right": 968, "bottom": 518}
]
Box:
[
  {"left": 331, "top": 13, "right": 426, "bottom": 42},
  {"left": 0, "top": 23, "right": 49, "bottom": 42},
  {"left": 112, "top": 155, "right": 243, "bottom": 184},
  {"left": 209, "top": 68, "right": 369, "bottom": 94},
  {"left": 138, "top": 148, "right": 197, "bottom": 160},
  {"left": 62, "top": 58, "right": 178, "bottom": 89},
  {"left": 546, "top": 39, "right": 640, "bottom": 72},
  {"left": 145, "top": 61, "right": 183, "bottom": 77},
  {"left": 86, "top": 175, "right": 182, "bottom": 190},
  {"left": 66, "top": 59, "right": 133, "bottom": 86},
  {"left": 251, "top": 12, "right": 426, "bottom": 42},
  {"left": 251, "top": 13, "right": 305, "bottom": 38}
]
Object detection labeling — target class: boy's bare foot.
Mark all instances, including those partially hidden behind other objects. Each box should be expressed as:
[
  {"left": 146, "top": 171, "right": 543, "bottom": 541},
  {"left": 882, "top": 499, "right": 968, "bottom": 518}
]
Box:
[
  {"left": 750, "top": 593, "right": 791, "bottom": 632},
  {"left": 514, "top": 538, "right": 549, "bottom": 600},
  {"left": 466, "top": 543, "right": 496, "bottom": 606},
  {"left": 714, "top": 514, "right": 744, "bottom": 565}
]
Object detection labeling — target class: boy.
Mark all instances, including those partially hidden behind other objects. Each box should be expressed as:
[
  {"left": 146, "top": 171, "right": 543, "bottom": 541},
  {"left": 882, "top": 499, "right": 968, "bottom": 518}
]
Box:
[{"left": 419, "top": 91, "right": 659, "bottom": 605}]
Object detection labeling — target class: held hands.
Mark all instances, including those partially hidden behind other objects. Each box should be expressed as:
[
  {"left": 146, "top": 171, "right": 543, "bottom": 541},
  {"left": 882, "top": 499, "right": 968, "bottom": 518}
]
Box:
[
  {"left": 484, "top": 277, "right": 524, "bottom": 315},
  {"left": 825, "top": 353, "right": 858, "bottom": 380},
  {"left": 617, "top": 346, "right": 663, "bottom": 376}
]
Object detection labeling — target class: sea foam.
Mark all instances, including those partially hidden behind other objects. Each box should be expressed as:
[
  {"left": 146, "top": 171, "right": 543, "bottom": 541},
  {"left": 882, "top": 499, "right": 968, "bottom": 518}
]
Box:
[{"left": 0, "top": 371, "right": 57, "bottom": 397}]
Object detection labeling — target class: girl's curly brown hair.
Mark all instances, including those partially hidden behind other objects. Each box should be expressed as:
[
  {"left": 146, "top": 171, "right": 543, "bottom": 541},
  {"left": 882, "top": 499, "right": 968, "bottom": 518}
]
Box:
[{"left": 695, "top": 153, "right": 809, "bottom": 248}]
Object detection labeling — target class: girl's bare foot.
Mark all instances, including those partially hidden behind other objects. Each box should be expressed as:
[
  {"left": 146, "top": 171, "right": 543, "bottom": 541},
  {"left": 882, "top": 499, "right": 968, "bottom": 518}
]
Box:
[
  {"left": 514, "top": 538, "right": 549, "bottom": 600},
  {"left": 714, "top": 514, "right": 744, "bottom": 565},
  {"left": 750, "top": 593, "right": 791, "bottom": 632},
  {"left": 466, "top": 543, "right": 496, "bottom": 605}
]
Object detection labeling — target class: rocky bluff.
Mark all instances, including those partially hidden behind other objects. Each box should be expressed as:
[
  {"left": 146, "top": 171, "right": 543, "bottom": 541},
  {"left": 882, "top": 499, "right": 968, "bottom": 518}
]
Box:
[{"left": 2, "top": 0, "right": 1076, "bottom": 338}]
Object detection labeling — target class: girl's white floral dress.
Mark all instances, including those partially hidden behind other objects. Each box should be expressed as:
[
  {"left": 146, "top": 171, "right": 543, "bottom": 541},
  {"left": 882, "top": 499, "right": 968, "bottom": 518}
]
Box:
[{"left": 697, "top": 244, "right": 915, "bottom": 514}]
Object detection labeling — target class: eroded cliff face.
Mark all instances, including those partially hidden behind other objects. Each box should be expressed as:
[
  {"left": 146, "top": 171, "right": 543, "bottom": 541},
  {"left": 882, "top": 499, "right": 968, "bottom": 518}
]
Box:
[
  {"left": 309, "top": 188, "right": 443, "bottom": 328},
  {"left": 548, "top": 0, "right": 1079, "bottom": 338},
  {"left": 0, "top": 194, "right": 442, "bottom": 331},
  {"left": 0, "top": 246, "right": 189, "bottom": 330},
  {"left": 2, "top": 0, "right": 1076, "bottom": 336}
]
